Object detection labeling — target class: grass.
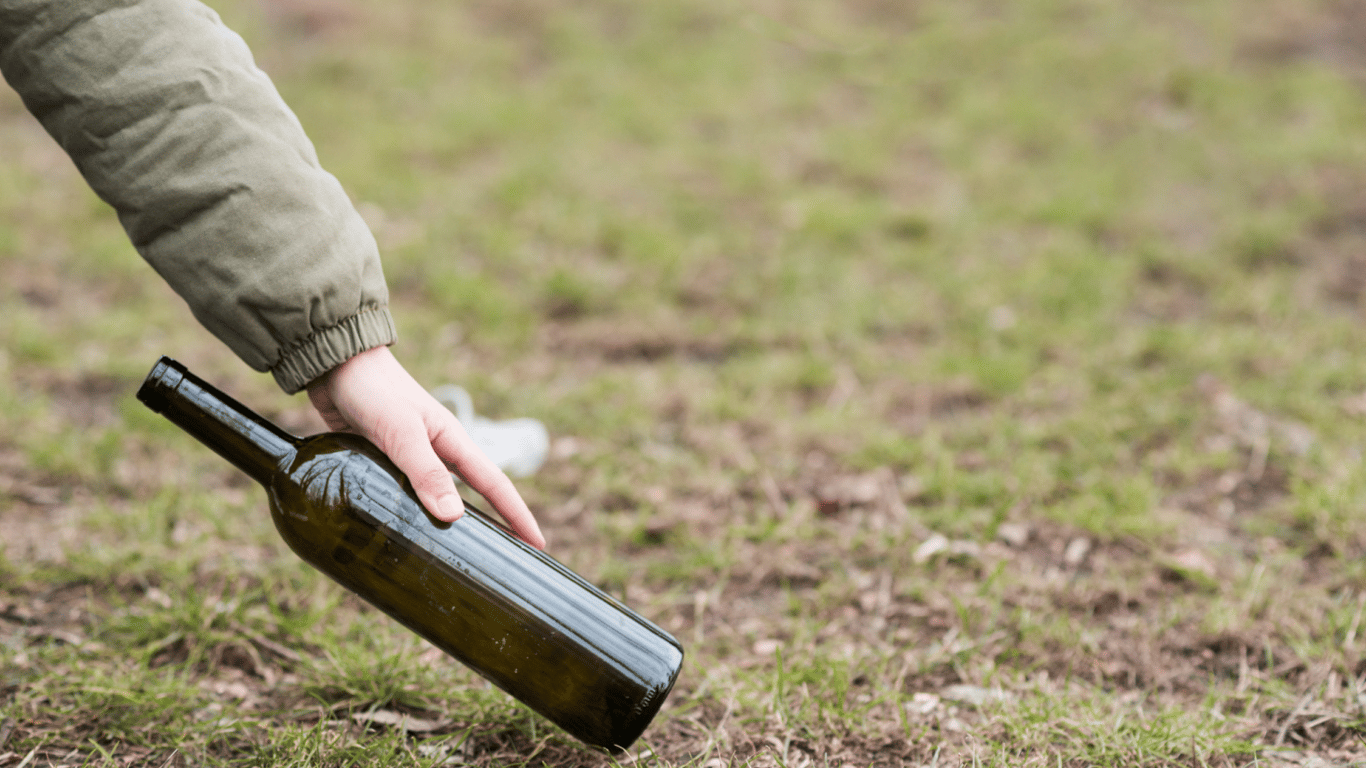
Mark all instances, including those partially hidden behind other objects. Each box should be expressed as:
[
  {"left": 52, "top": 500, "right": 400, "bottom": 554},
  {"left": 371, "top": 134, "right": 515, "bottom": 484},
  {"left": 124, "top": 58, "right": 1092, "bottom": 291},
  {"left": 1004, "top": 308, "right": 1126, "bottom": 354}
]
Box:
[{"left": 4, "top": 0, "right": 1366, "bottom": 764}]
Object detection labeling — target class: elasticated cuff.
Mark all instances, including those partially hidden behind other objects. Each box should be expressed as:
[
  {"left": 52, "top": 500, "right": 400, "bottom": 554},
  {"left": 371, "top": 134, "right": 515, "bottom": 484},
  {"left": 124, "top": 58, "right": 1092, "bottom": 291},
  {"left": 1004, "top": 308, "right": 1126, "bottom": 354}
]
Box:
[{"left": 270, "top": 307, "right": 398, "bottom": 394}]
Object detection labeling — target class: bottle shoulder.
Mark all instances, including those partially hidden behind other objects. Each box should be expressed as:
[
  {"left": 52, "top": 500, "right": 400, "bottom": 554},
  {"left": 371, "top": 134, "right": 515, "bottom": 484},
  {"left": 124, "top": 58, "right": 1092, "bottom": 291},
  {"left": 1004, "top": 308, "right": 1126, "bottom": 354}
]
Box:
[
  {"left": 285, "top": 433, "right": 404, "bottom": 485},
  {"left": 269, "top": 432, "right": 412, "bottom": 523}
]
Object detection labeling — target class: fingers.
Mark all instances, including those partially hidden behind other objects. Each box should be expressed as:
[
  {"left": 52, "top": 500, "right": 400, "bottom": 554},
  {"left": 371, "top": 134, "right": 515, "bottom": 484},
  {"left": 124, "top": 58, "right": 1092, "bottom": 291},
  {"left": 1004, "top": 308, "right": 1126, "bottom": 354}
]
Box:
[
  {"left": 430, "top": 418, "right": 546, "bottom": 550},
  {"left": 373, "top": 416, "right": 467, "bottom": 524},
  {"left": 307, "top": 346, "right": 546, "bottom": 550}
]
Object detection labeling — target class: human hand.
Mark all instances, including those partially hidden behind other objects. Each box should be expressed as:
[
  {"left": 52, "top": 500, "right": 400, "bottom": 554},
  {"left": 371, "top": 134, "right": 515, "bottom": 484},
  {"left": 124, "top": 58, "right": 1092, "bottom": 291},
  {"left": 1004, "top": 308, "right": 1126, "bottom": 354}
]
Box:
[{"left": 305, "top": 346, "right": 546, "bottom": 550}]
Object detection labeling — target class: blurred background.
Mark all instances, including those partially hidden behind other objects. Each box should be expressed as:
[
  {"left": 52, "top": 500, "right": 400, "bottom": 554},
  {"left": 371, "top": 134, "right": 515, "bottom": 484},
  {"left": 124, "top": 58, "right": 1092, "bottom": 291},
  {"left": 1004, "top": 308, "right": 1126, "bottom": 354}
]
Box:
[{"left": 3, "top": 0, "right": 1366, "bottom": 765}]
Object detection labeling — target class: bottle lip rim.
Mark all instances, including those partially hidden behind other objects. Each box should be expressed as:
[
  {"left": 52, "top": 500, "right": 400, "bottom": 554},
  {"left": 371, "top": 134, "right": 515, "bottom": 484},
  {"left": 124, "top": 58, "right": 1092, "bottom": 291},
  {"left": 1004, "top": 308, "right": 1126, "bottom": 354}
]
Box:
[{"left": 136, "top": 355, "right": 186, "bottom": 414}]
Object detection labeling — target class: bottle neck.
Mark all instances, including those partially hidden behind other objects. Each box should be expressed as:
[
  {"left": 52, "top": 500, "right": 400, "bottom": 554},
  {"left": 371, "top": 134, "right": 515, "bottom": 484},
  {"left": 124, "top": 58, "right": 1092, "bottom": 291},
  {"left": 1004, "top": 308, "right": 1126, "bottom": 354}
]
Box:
[{"left": 137, "top": 356, "right": 298, "bottom": 486}]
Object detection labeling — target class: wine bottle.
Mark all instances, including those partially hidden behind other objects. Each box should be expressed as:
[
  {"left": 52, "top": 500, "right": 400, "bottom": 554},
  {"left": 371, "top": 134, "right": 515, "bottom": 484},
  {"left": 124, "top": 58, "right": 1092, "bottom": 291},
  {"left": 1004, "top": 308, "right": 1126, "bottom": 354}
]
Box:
[{"left": 136, "top": 356, "right": 683, "bottom": 752}]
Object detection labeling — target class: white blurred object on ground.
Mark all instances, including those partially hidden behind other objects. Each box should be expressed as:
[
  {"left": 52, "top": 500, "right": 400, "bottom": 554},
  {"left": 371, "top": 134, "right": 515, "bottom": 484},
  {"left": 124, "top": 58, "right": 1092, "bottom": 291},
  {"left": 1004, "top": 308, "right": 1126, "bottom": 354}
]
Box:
[{"left": 431, "top": 385, "right": 549, "bottom": 478}]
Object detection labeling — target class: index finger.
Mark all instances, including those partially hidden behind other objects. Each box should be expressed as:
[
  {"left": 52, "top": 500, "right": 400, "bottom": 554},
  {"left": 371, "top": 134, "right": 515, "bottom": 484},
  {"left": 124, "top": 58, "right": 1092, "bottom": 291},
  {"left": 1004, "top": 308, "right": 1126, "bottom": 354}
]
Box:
[{"left": 430, "top": 419, "right": 546, "bottom": 550}]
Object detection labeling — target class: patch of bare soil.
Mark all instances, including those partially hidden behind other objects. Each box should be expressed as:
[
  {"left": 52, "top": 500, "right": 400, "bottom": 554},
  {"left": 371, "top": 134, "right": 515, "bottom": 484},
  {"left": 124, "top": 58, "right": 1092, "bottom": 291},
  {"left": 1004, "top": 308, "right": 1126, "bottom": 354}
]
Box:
[
  {"left": 0, "top": 366, "right": 133, "bottom": 564},
  {"left": 258, "top": 0, "right": 361, "bottom": 38},
  {"left": 1300, "top": 182, "right": 1366, "bottom": 315},
  {"left": 1131, "top": 254, "right": 1210, "bottom": 322},
  {"left": 523, "top": 359, "right": 1358, "bottom": 761},
  {"left": 884, "top": 377, "right": 993, "bottom": 434},
  {"left": 539, "top": 319, "right": 760, "bottom": 364},
  {"left": 1, "top": 388, "right": 1361, "bottom": 767},
  {"left": 1234, "top": 2, "right": 1366, "bottom": 323},
  {"left": 0, "top": 280, "right": 1360, "bottom": 765},
  {"left": 1239, "top": 0, "right": 1366, "bottom": 86},
  {"left": 460, "top": 0, "right": 644, "bottom": 78}
]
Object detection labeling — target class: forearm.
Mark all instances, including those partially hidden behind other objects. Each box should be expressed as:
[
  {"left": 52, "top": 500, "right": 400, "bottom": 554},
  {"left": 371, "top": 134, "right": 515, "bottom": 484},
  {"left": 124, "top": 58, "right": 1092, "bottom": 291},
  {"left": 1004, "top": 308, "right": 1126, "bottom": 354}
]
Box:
[{"left": 0, "top": 0, "right": 393, "bottom": 392}]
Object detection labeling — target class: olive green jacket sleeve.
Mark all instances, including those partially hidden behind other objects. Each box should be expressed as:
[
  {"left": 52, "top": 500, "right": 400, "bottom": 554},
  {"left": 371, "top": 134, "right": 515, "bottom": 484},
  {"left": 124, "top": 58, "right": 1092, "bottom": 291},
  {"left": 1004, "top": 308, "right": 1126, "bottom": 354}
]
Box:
[{"left": 0, "top": 0, "right": 396, "bottom": 393}]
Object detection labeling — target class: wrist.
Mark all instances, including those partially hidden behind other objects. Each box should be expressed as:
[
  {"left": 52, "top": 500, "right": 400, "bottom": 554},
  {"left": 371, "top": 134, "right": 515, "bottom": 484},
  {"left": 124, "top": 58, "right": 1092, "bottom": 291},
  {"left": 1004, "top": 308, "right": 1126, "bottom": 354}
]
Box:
[{"left": 274, "top": 308, "right": 397, "bottom": 394}]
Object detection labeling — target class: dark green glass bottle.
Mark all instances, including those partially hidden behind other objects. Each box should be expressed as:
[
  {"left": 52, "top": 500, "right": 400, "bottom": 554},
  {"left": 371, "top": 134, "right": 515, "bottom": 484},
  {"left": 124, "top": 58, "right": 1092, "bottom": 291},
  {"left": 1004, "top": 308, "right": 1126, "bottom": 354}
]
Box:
[{"left": 136, "top": 356, "right": 683, "bottom": 752}]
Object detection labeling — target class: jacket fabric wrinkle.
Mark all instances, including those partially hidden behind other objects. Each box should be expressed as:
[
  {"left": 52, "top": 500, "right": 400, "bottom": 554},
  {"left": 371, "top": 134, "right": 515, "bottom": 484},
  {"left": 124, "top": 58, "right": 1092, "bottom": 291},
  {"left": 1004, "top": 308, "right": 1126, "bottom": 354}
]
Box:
[{"left": 0, "top": 0, "right": 396, "bottom": 393}]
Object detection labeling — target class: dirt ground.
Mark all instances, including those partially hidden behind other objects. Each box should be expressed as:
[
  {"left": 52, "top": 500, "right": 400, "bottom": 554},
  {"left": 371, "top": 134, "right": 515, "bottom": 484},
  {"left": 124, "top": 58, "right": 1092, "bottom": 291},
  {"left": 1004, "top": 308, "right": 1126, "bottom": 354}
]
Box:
[{"left": 6, "top": 0, "right": 1366, "bottom": 765}]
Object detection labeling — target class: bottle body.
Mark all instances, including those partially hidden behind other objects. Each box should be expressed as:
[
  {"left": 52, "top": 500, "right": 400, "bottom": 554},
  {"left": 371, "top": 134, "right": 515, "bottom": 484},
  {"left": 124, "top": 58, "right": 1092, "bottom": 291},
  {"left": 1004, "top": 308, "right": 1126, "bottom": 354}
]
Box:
[
  {"left": 273, "top": 433, "right": 682, "bottom": 749},
  {"left": 137, "top": 357, "right": 682, "bottom": 751}
]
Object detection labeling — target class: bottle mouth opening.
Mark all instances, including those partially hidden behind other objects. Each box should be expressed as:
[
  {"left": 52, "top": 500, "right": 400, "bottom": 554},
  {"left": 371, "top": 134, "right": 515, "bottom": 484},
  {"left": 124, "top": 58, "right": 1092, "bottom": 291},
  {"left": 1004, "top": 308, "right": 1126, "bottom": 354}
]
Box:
[{"left": 136, "top": 356, "right": 186, "bottom": 414}]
